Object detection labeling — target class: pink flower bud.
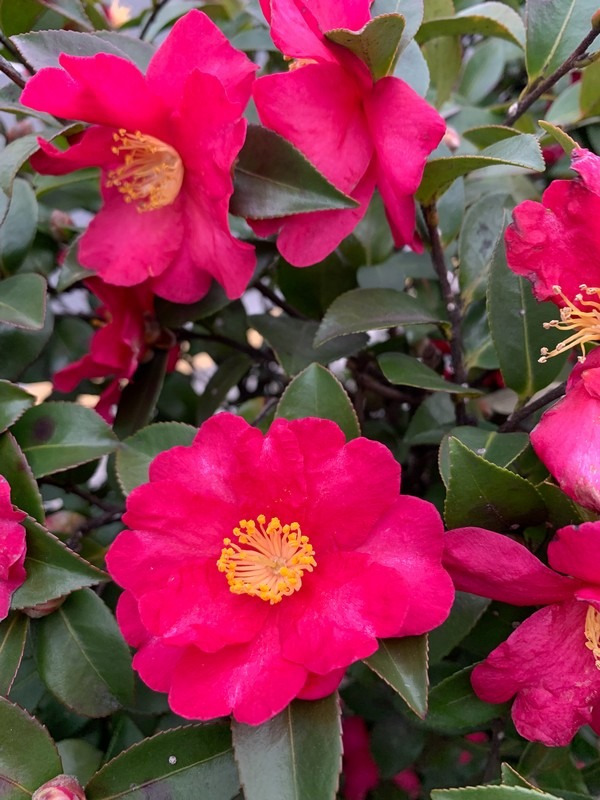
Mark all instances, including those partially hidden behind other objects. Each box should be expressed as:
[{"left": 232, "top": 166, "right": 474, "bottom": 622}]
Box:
[{"left": 32, "top": 775, "right": 86, "bottom": 800}]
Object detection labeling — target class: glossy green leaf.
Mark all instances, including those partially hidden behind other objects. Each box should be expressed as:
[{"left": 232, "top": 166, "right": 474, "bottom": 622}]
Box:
[
  {"left": 0, "top": 433, "right": 44, "bottom": 523},
  {"left": 371, "top": 0, "right": 423, "bottom": 42},
  {"left": 378, "top": 352, "right": 482, "bottom": 395},
  {"left": 0, "top": 613, "right": 29, "bottom": 696},
  {"left": 116, "top": 422, "right": 197, "bottom": 495},
  {"left": 538, "top": 121, "right": 578, "bottom": 155},
  {"left": 525, "top": 0, "right": 600, "bottom": 81},
  {"left": 155, "top": 281, "right": 231, "bottom": 326},
  {"left": 195, "top": 353, "right": 252, "bottom": 425},
  {"left": 444, "top": 437, "right": 547, "bottom": 531},
  {"left": 428, "top": 593, "right": 490, "bottom": 663},
  {"left": 517, "top": 742, "right": 589, "bottom": 794},
  {"left": 113, "top": 350, "right": 170, "bottom": 440},
  {"left": 421, "top": 0, "right": 461, "bottom": 107},
  {"left": 363, "top": 635, "right": 428, "bottom": 718},
  {"left": 0, "top": 273, "right": 46, "bottom": 330},
  {"left": 250, "top": 314, "right": 367, "bottom": 376},
  {"left": 12, "top": 28, "right": 155, "bottom": 71},
  {"left": 275, "top": 363, "right": 360, "bottom": 440},
  {"left": 57, "top": 739, "right": 103, "bottom": 786},
  {"left": 417, "top": 135, "right": 544, "bottom": 203},
  {"left": 314, "top": 288, "right": 441, "bottom": 346},
  {"left": 462, "top": 125, "right": 521, "bottom": 149},
  {"left": 0, "top": 0, "right": 44, "bottom": 35},
  {"left": 433, "top": 788, "right": 561, "bottom": 800},
  {"left": 326, "top": 14, "right": 406, "bottom": 80},
  {"left": 11, "top": 518, "right": 106, "bottom": 610},
  {"left": 231, "top": 125, "right": 358, "bottom": 219},
  {"left": 427, "top": 665, "right": 508, "bottom": 734},
  {"left": 487, "top": 239, "right": 568, "bottom": 399},
  {"left": 0, "top": 696, "right": 61, "bottom": 797},
  {"left": 417, "top": 2, "right": 526, "bottom": 48},
  {"left": 0, "top": 179, "right": 38, "bottom": 273},
  {"left": 0, "top": 134, "right": 47, "bottom": 199},
  {"left": 232, "top": 694, "right": 342, "bottom": 800},
  {"left": 0, "top": 307, "right": 54, "bottom": 382},
  {"left": 501, "top": 764, "right": 537, "bottom": 789},
  {"left": 0, "top": 381, "right": 35, "bottom": 434},
  {"left": 86, "top": 724, "right": 238, "bottom": 800},
  {"left": 438, "top": 427, "right": 530, "bottom": 488},
  {"left": 12, "top": 402, "right": 119, "bottom": 478},
  {"left": 35, "top": 589, "right": 133, "bottom": 717}
]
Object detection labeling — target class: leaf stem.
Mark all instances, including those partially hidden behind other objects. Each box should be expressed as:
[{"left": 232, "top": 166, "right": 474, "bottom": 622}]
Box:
[
  {"left": 505, "top": 25, "right": 600, "bottom": 126},
  {"left": 421, "top": 201, "right": 470, "bottom": 425},
  {"left": 140, "top": 0, "right": 171, "bottom": 40},
  {"left": 499, "top": 381, "right": 566, "bottom": 432}
]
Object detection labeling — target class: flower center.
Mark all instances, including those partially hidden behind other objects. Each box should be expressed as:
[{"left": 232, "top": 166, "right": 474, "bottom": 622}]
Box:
[
  {"left": 216, "top": 515, "right": 316, "bottom": 605},
  {"left": 539, "top": 285, "right": 600, "bottom": 364},
  {"left": 106, "top": 129, "right": 184, "bottom": 213},
  {"left": 585, "top": 605, "right": 600, "bottom": 670}
]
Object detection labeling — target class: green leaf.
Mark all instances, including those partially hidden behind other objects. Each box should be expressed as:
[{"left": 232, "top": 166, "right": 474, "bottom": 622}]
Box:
[
  {"left": 231, "top": 125, "right": 358, "bottom": 219},
  {"left": 502, "top": 764, "right": 537, "bottom": 789},
  {"left": 0, "top": 134, "right": 47, "bottom": 199},
  {"left": 275, "top": 363, "right": 360, "bottom": 440},
  {"left": 438, "top": 427, "right": 530, "bottom": 488},
  {"left": 86, "top": 723, "right": 239, "bottom": 800},
  {"left": 113, "top": 350, "right": 170, "bottom": 440},
  {"left": 116, "top": 422, "right": 197, "bottom": 495},
  {"left": 487, "top": 239, "right": 568, "bottom": 399},
  {"left": 12, "top": 29, "right": 155, "bottom": 71},
  {"left": 421, "top": 0, "right": 461, "bottom": 107},
  {"left": 57, "top": 739, "right": 103, "bottom": 786},
  {"left": 232, "top": 694, "right": 342, "bottom": 800},
  {"left": 35, "top": 588, "right": 133, "bottom": 717},
  {"left": 378, "top": 352, "right": 482, "bottom": 395},
  {"left": 12, "top": 518, "right": 106, "bottom": 610},
  {"left": 462, "top": 125, "right": 521, "bottom": 149},
  {"left": 417, "top": 135, "right": 544, "bottom": 203},
  {"left": 433, "top": 788, "right": 563, "bottom": 800},
  {"left": 155, "top": 281, "right": 231, "bottom": 326},
  {"left": 525, "top": 0, "right": 600, "bottom": 81},
  {"left": 314, "top": 288, "right": 441, "bottom": 347},
  {"left": 0, "top": 273, "right": 46, "bottom": 330},
  {"left": 0, "top": 432, "right": 44, "bottom": 523},
  {"left": 12, "top": 402, "right": 119, "bottom": 478},
  {"left": 0, "top": 696, "right": 61, "bottom": 797},
  {"left": 250, "top": 314, "right": 368, "bottom": 376},
  {"left": 363, "top": 635, "right": 428, "bottom": 718},
  {"left": 427, "top": 665, "right": 508, "bottom": 734},
  {"left": 538, "top": 121, "right": 578, "bottom": 155},
  {"left": 196, "top": 353, "right": 252, "bottom": 425},
  {"left": 517, "top": 742, "right": 589, "bottom": 794},
  {"left": 0, "top": 307, "right": 54, "bottom": 381},
  {"left": 0, "top": 381, "right": 35, "bottom": 434},
  {"left": 0, "top": 179, "right": 38, "bottom": 273},
  {"left": 326, "top": 14, "right": 406, "bottom": 80},
  {"left": 37, "top": 0, "right": 95, "bottom": 30},
  {"left": 444, "top": 437, "right": 547, "bottom": 531},
  {"left": 428, "top": 592, "right": 490, "bottom": 663},
  {"left": 417, "top": 2, "right": 526, "bottom": 48},
  {"left": 0, "top": 613, "right": 29, "bottom": 696}
]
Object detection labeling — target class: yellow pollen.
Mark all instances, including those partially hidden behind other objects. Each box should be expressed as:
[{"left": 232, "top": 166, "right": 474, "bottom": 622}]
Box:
[
  {"left": 284, "top": 56, "right": 318, "bottom": 71},
  {"left": 106, "top": 129, "right": 184, "bottom": 213},
  {"left": 216, "top": 515, "right": 316, "bottom": 605},
  {"left": 585, "top": 605, "right": 600, "bottom": 670},
  {"left": 539, "top": 285, "right": 600, "bottom": 364}
]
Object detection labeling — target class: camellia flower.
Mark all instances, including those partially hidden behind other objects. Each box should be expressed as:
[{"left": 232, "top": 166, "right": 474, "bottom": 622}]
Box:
[
  {"left": 0, "top": 475, "right": 27, "bottom": 621},
  {"left": 505, "top": 148, "right": 600, "bottom": 364},
  {"left": 20, "top": 10, "right": 256, "bottom": 303},
  {"left": 106, "top": 413, "right": 453, "bottom": 724},
  {"left": 53, "top": 278, "right": 179, "bottom": 421},
  {"left": 32, "top": 775, "right": 86, "bottom": 800},
  {"left": 530, "top": 348, "right": 600, "bottom": 513},
  {"left": 250, "top": 0, "right": 445, "bottom": 266},
  {"left": 443, "top": 524, "right": 600, "bottom": 746}
]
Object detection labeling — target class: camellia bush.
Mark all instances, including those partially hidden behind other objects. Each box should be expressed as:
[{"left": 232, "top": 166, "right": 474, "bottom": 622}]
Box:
[{"left": 3, "top": 0, "right": 600, "bottom": 797}]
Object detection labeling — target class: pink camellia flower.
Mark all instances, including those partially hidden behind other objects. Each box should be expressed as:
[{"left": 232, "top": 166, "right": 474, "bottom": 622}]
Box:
[
  {"left": 530, "top": 348, "right": 600, "bottom": 513},
  {"left": 443, "top": 524, "right": 600, "bottom": 746},
  {"left": 505, "top": 148, "right": 600, "bottom": 363},
  {"left": 32, "top": 775, "right": 86, "bottom": 800},
  {"left": 250, "top": 0, "right": 445, "bottom": 266},
  {"left": 20, "top": 11, "right": 256, "bottom": 303},
  {"left": 0, "top": 475, "right": 27, "bottom": 621},
  {"left": 53, "top": 277, "right": 179, "bottom": 421},
  {"left": 106, "top": 413, "right": 453, "bottom": 724}
]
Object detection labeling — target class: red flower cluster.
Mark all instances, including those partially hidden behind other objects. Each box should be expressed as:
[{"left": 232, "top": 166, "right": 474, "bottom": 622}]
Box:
[
  {"left": 106, "top": 414, "right": 453, "bottom": 724},
  {"left": 0, "top": 476, "right": 27, "bottom": 621}
]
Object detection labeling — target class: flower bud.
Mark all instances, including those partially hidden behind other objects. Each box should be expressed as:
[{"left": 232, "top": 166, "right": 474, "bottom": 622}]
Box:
[{"left": 32, "top": 775, "right": 86, "bottom": 800}]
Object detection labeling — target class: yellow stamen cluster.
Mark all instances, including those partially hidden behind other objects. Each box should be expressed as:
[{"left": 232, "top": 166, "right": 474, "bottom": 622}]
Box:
[
  {"left": 540, "top": 285, "right": 600, "bottom": 363},
  {"left": 284, "top": 56, "right": 318, "bottom": 71},
  {"left": 106, "top": 129, "right": 184, "bottom": 213},
  {"left": 585, "top": 605, "right": 600, "bottom": 670},
  {"left": 216, "top": 515, "right": 316, "bottom": 604}
]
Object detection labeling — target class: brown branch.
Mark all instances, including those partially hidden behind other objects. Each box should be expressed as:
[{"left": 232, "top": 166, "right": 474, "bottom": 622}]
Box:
[
  {"left": 421, "top": 201, "right": 470, "bottom": 425},
  {"left": 0, "top": 54, "right": 25, "bottom": 89},
  {"left": 505, "top": 25, "right": 600, "bottom": 126},
  {"left": 499, "top": 381, "right": 566, "bottom": 432},
  {"left": 252, "top": 280, "right": 309, "bottom": 319},
  {"left": 140, "top": 0, "right": 171, "bottom": 40},
  {"left": 186, "top": 329, "right": 270, "bottom": 361},
  {"left": 0, "top": 32, "right": 35, "bottom": 74},
  {"left": 43, "top": 478, "right": 124, "bottom": 514}
]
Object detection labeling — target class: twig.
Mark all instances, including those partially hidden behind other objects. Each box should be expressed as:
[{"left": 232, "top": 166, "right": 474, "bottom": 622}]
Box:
[
  {"left": 0, "top": 32, "right": 35, "bottom": 74},
  {"left": 354, "top": 371, "right": 418, "bottom": 404},
  {"left": 0, "top": 54, "right": 25, "bottom": 89},
  {"left": 186, "top": 329, "right": 270, "bottom": 361},
  {"left": 505, "top": 25, "right": 600, "bottom": 126},
  {"left": 140, "top": 0, "right": 171, "bottom": 40},
  {"left": 252, "top": 280, "right": 309, "bottom": 319},
  {"left": 421, "top": 201, "right": 470, "bottom": 425},
  {"left": 43, "top": 478, "right": 124, "bottom": 514},
  {"left": 251, "top": 396, "right": 279, "bottom": 426},
  {"left": 78, "top": 510, "right": 123, "bottom": 534},
  {"left": 499, "top": 381, "right": 566, "bottom": 432}
]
